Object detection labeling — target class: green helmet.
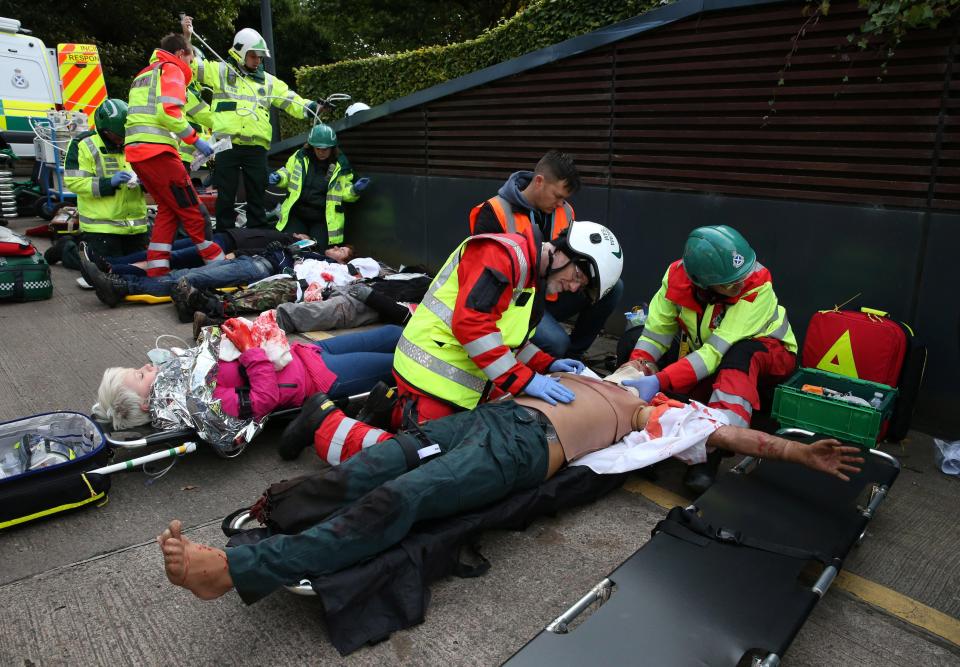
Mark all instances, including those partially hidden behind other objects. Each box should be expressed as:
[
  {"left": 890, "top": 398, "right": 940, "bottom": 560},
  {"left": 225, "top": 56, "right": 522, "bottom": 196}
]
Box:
[
  {"left": 308, "top": 124, "right": 337, "bottom": 148},
  {"left": 681, "top": 225, "right": 756, "bottom": 288},
  {"left": 94, "top": 99, "right": 128, "bottom": 138}
]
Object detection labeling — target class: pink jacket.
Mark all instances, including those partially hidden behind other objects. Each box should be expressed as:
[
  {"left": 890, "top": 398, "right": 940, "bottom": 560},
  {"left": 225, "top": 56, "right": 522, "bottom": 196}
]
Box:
[{"left": 213, "top": 343, "right": 337, "bottom": 419}]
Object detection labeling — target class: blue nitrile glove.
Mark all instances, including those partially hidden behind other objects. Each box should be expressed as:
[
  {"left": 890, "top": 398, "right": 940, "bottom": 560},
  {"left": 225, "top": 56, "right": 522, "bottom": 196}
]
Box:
[
  {"left": 268, "top": 172, "right": 281, "bottom": 186},
  {"left": 622, "top": 374, "right": 660, "bottom": 402},
  {"left": 352, "top": 177, "right": 370, "bottom": 193},
  {"left": 194, "top": 138, "right": 214, "bottom": 157},
  {"left": 305, "top": 100, "right": 321, "bottom": 118},
  {"left": 549, "top": 358, "right": 585, "bottom": 375},
  {"left": 524, "top": 373, "right": 576, "bottom": 406},
  {"left": 110, "top": 172, "right": 132, "bottom": 187}
]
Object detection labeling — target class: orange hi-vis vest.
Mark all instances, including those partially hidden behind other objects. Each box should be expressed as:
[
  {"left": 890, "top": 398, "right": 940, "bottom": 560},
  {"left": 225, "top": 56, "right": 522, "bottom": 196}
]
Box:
[{"left": 469, "top": 195, "right": 574, "bottom": 301}]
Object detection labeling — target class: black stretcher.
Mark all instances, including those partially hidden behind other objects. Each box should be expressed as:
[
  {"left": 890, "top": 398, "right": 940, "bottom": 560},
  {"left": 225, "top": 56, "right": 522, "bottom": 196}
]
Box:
[{"left": 504, "top": 429, "right": 901, "bottom": 667}]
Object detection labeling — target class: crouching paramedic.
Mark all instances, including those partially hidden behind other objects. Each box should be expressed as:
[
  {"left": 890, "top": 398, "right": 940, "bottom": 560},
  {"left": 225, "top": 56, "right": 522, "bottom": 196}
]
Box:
[
  {"left": 124, "top": 32, "right": 224, "bottom": 277},
  {"left": 390, "top": 221, "right": 624, "bottom": 428},
  {"left": 62, "top": 99, "right": 149, "bottom": 265},
  {"left": 618, "top": 225, "right": 797, "bottom": 493},
  {"left": 156, "top": 373, "right": 863, "bottom": 604}
]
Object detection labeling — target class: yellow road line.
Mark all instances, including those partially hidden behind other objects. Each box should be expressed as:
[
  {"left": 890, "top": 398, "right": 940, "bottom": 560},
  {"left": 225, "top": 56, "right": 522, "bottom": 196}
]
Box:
[{"left": 623, "top": 476, "right": 960, "bottom": 648}]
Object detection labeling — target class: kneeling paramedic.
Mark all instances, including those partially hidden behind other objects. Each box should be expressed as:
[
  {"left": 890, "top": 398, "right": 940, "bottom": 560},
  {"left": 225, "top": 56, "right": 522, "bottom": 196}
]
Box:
[
  {"left": 62, "top": 99, "right": 149, "bottom": 268},
  {"left": 618, "top": 224, "right": 797, "bottom": 493},
  {"left": 391, "top": 221, "right": 624, "bottom": 428}
]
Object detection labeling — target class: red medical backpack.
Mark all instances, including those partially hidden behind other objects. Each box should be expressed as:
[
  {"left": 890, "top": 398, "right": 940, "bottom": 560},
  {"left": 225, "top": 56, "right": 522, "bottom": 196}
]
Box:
[{"left": 801, "top": 307, "right": 927, "bottom": 442}]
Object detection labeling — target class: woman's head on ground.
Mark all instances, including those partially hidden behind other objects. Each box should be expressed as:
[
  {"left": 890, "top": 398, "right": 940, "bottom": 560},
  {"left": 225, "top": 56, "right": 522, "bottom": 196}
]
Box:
[
  {"left": 92, "top": 364, "right": 158, "bottom": 430},
  {"left": 325, "top": 245, "right": 355, "bottom": 263}
]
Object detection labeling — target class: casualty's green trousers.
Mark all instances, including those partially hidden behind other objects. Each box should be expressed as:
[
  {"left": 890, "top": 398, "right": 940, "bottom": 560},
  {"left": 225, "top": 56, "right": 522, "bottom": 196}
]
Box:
[{"left": 227, "top": 402, "right": 549, "bottom": 604}]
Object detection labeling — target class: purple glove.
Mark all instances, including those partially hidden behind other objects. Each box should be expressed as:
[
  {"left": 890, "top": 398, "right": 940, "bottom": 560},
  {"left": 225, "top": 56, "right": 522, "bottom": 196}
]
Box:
[
  {"left": 353, "top": 177, "right": 370, "bottom": 193},
  {"left": 622, "top": 374, "right": 660, "bottom": 402},
  {"left": 524, "top": 373, "right": 576, "bottom": 405},
  {"left": 194, "top": 138, "right": 214, "bottom": 157}
]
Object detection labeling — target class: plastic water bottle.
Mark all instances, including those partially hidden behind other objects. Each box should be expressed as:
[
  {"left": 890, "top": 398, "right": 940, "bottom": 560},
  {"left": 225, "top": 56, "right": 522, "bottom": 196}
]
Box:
[
  {"left": 0, "top": 449, "right": 23, "bottom": 479},
  {"left": 869, "top": 392, "right": 884, "bottom": 410},
  {"left": 625, "top": 305, "right": 648, "bottom": 330}
]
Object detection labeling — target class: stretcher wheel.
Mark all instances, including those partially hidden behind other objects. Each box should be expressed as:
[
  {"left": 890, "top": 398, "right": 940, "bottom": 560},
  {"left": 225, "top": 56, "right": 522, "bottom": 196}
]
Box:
[{"left": 228, "top": 511, "right": 317, "bottom": 597}]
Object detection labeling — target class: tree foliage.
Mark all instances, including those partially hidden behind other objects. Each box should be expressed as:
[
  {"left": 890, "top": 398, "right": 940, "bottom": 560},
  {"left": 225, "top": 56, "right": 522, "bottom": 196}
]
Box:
[{"left": 308, "top": 0, "right": 530, "bottom": 59}]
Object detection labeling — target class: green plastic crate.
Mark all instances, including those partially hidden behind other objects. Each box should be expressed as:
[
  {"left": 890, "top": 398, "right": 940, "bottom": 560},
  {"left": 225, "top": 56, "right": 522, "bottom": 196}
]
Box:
[{"left": 771, "top": 368, "right": 898, "bottom": 447}]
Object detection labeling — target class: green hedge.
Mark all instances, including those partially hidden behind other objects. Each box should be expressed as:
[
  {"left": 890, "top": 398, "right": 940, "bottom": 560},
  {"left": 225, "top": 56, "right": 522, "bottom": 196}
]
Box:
[{"left": 281, "top": 0, "right": 663, "bottom": 139}]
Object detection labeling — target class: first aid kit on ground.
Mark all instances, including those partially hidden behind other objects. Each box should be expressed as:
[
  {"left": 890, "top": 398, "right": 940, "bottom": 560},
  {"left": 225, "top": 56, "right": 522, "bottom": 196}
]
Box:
[
  {"left": 0, "top": 227, "right": 53, "bottom": 302},
  {"left": 0, "top": 412, "right": 110, "bottom": 530},
  {"left": 799, "top": 306, "right": 926, "bottom": 442}
]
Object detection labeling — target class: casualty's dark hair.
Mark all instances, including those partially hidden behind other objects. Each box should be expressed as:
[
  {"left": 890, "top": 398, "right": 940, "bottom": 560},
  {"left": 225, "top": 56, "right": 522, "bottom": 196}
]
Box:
[
  {"left": 535, "top": 150, "right": 580, "bottom": 194},
  {"left": 160, "top": 34, "right": 189, "bottom": 54}
]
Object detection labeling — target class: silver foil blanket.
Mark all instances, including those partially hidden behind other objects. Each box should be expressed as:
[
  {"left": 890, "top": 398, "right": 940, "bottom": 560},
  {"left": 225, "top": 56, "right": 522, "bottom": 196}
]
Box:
[{"left": 149, "top": 327, "right": 263, "bottom": 456}]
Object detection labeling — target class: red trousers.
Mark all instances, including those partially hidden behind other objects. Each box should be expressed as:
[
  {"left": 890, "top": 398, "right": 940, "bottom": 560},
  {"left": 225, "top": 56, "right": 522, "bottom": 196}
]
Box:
[
  {"left": 701, "top": 337, "right": 796, "bottom": 427},
  {"left": 130, "top": 151, "right": 224, "bottom": 277}
]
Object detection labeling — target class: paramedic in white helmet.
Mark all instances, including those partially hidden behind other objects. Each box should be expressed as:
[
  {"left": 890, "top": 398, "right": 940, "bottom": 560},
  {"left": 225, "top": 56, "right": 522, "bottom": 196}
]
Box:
[{"left": 181, "top": 16, "right": 323, "bottom": 231}]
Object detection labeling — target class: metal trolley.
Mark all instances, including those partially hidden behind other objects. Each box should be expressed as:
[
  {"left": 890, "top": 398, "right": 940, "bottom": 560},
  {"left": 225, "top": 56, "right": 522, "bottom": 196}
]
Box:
[{"left": 31, "top": 110, "right": 85, "bottom": 219}]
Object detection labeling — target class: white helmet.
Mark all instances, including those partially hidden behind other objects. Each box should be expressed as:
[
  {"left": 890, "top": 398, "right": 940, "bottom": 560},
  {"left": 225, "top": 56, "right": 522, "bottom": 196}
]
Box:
[
  {"left": 345, "top": 102, "right": 371, "bottom": 116},
  {"left": 555, "top": 221, "right": 623, "bottom": 302},
  {"left": 232, "top": 28, "right": 270, "bottom": 61}
]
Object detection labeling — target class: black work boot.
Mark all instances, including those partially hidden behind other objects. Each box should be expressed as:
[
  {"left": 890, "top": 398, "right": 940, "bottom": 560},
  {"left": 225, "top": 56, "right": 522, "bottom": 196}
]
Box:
[
  {"left": 170, "top": 277, "right": 196, "bottom": 323},
  {"left": 355, "top": 381, "right": 397, "bottom": 430},
  {"left": 81, "top": 253, "right": 129, "bottom": 307},
  {"left": 683, "top": 449, "right": 723, "bottom": 496},
  {"left": 43, "top": 236, "right": 70, "bottom": 265},
  {"left": 279, "top": 393, "right": 338, "bottom": 460}
]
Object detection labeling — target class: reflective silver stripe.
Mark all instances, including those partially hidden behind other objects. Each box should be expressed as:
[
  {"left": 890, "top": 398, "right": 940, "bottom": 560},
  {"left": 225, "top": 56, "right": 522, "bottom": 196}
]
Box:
[
  {"left": 202, "top": 250, "right": 226, "bottom": 263},
  {"left": 148, "top": 242, "right": 173, "bottom": 251},
  {"left": 212, "top": 92, "right": 259, "bottom": 104},
  {"left": 493, "top": 195, "right": 517, "bottom": 233},
  {"left": 713, "top": 407, "right": 749, "bottom": 428},
  {"left": 82, "top": 137, "right": 107, "bottom": 177},
  {"left": 464, "top": 331, "right": 505, "bottom": 358},
  {"left": 196, "top": 59, "right": 205, "bottom": 80},
  {"left": 472, "top": 233, "right": 529, "bottom": 297},
  {"left": 91, "top": 178, "right": 102, "bottom": 197},
  {"left": 158, "top": 95, "right": 185, "bottom": 105},
  {"left": 175, "top": 126, "right": 194, "bottom": 139},
  {"left": 276, "top": 94, "right": 294, "bottom": 110},
  {"left": 560, "top": 201, "right": 573, "bottom": 222},
  {"left": 186, "top": 101, "right": 208, "bottom": 116},
  {"left": 421, "top": 293, "right": 454, "bottom": 326},
  {"left": 64, "top": 169, "right": 91, "bottom": 178},
  {"left": 710, "top": 389, "right": 754, "bottom": 415},
  {"left": 397, "top": 335, "right": 486, "bottom": 394},
  {"left": 145, "top": 259, "right": 170, "bottom": 268},
  {"left": 130, "top": 76, "right": 152, "bottom": 88},
  {"left": 326, "top": 419, "right": 353, "bottom": 465},
  {"left": 482, "top": 351, "right": 519, "bottom": 380},
  {"left": 127, "top": 105, "right": 154, "bottom": 115},
  {"left": 634, "top": 339, "right": 663, "bottom": 360},
  {"left": 641, "top": 328, "right": 674, "bottom": 347},
  {"left": 79, "top": 215, "right": 147, "bottom": 228},
  {"left": 327, "top": 194, "right": 343, "bottom": 203},
  {"left": 195, "top": 240, "right": 215, "bottom": 250},
  {"left": 361, "top": 429, "right": 386, "bottom": 449},
  {"left": 686, "top": 350, "right": 710, "bottom": 380},
  {"left": 126, "top": 125, "right": 176, "bottom": 139},
  {"left": 766, "top": 315, "right": 790, "bottom": 341},
  {"left": 705, "top": 334, "right": 732, "bottom": 355},
  {"left": 516, "top": 342, "right": 541, "bottom": 364}
]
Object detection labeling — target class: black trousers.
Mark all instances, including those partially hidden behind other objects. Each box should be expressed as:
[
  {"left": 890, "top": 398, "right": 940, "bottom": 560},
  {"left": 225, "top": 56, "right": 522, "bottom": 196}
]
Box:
[{"left": 213, "top": 145, "right": 268, "bottom": 230}]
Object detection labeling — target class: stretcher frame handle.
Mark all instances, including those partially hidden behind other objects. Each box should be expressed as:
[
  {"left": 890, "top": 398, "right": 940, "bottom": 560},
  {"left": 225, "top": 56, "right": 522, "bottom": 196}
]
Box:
[
  {"left": 228, "top": 510, "right": 317, "bottom": 596},
  {"left": 545, "top": 578, "right": 614, "bottom": 634}
]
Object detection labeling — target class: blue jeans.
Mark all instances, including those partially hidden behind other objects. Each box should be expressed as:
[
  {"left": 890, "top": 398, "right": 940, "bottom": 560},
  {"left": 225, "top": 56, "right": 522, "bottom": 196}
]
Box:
[
  {"left": 532, "top": 279, "right": 624, "bottom": 358},
  {"left": 109, "top": 233, "right": 231, "bottom": 275},
  {"left": 121, "top": 255, "right": 274, "bottom": 296},
  {"left": 316, "top": 325, "right": 402, "bottom": 397}
]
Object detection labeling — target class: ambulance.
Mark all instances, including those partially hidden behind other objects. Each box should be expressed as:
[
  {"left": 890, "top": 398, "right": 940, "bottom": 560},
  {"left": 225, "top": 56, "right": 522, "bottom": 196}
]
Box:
[{"left": 0, "top": 17, "right": 60, "bottom": 158}]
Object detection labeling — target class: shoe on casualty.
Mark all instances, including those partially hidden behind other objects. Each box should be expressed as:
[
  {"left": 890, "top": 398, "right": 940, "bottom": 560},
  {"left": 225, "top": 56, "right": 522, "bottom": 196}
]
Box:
[
  {"left": 43, "top": 237, "right": 70, "bottom": 265},
  {"left": 83, "top": 258, "right": 130, "bottom": 307},
  {"left": 192, "top": 311, "right": 224, "bottom": 342},
  {"left": 355, "top": 381, "right": 397, "bottom": 430},
  {"left": 683, "top": 449, "right": 723, "bottom": 496},
  {"left": 82, "top": 242, "right": 111, "bottom": 273},
  {"left": 77, "top": 242, "right": 95, "bottom": 285},
  {"left": 279, "top": 392, "right": 338, "bottom": 460},
  {"left": 170, "top": 276, "right": 196, "bottom": 323}
]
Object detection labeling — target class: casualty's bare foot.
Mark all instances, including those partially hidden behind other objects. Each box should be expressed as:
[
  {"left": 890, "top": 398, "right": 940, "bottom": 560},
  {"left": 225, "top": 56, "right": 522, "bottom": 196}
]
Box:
[{"left": 158, "top": 520, "right": 234, "bottom": 600}]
